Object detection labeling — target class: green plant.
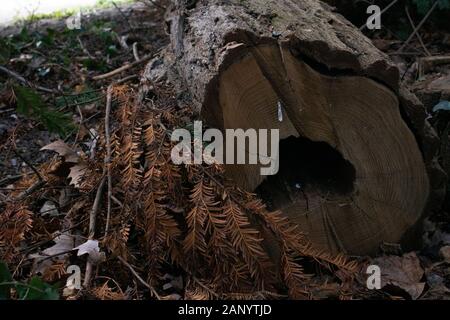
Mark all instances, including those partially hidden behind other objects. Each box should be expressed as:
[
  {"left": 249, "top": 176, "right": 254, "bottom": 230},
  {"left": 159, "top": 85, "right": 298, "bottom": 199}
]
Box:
[
  {"left": 0, "top": 261, "right": 59, "bottom": 300},
  {"left": 14, "top": 85, "right": 75, "bottom": 136}
]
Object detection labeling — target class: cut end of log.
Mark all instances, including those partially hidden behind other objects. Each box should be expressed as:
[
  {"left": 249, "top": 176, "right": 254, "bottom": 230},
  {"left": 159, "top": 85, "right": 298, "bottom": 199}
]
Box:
[
  {"left": 210, "top": 43, "right": 430, "bottom": 255},
  {"left": 154, "top": 0, "right": 443, "bottom": 256}
]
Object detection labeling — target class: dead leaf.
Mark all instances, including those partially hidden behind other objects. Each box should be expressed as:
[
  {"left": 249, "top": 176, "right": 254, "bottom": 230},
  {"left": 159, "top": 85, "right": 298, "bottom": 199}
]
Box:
[
  {"left": 68, "top": 163, "right": 87, "bottom": 188},
  {"left": 29, "top": 233, "right": 74, "bottom": 275},
  {"left": 373, "top": 252, "right": 425, "bottom": 299},
  {"left": 80, "top": 103, "right": 98, "bottom": 116},
  {"left": 39, "top": 201, "right": 60, "bottom": 217},
  {"left": 41, "top": 140, "right": 79, "bottom": 163},
  {"left": 75, "top": 239, "right": 105, "bottom": 264}
]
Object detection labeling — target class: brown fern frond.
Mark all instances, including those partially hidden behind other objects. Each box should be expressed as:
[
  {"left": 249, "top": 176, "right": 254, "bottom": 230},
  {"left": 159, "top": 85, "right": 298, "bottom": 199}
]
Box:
[
  {"left": 183, "top": 178, "right": 221, "bottom": 266},
  {"left": 240, "top": 192, "right": 358, "bottom": 273},
  {"left": 42, "top": 261, "right": 67, "bottom": 282},
  {"left": 92, "top": 281, "right": 126, "bottom": 300},
  {"left": 0, "top": 204, "right": 33, "bottom": 261},
  {"left": 222, "top": 195, "right": 272, "bottom": 287},
  {"left": 296, "top": 243, "right": 359, "bottom": 273},
  {"left": 281, "top": 248, "right": 310, "bottom": 299},
  {"left": 184, "top": 278, "right": 218, "bottom": 300},
  {"left": 119, "top": 129, "right": 143, "bottom": 192}
]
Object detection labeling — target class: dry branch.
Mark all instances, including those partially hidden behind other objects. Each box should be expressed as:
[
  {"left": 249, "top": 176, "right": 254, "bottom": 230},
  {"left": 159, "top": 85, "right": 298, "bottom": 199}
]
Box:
[{"left": 92, "top": 54, "right": 154, "bottom": 80}]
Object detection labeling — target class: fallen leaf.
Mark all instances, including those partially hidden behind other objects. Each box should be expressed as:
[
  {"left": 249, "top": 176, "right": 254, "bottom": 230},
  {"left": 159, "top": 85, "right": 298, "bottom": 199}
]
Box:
[
  {"left": 41, "top": 140, "right": 79, "bottom": 163},
  {"left": 39, "top": 201, "right": 60, "bottom": 217},
  {"left": 68, "top": 163, "right": 87, "bottom": 188},
  {"left": 373, "top": 252, "right": 425, "bottom": 300},
  {"left": 42, "top": 233, "right": 74, "bottom": 257},
  {"left": 74, "top": 239, "right": 105, "bottom": 264},
  {"left": 29, "top": 233, "right": 74, "bottom": 276}
]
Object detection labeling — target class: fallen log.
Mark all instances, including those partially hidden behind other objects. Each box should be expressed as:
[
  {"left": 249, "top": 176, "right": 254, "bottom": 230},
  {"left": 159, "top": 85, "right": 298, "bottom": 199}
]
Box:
[{"left": 146, "top": 0, "right": 446, "bottom": 255}]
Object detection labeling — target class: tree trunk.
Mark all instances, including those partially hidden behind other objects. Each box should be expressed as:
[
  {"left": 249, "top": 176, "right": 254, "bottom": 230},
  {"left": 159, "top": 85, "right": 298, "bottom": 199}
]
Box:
[{"left": 146, "top": 0, "right": 446, "bottom": 255}]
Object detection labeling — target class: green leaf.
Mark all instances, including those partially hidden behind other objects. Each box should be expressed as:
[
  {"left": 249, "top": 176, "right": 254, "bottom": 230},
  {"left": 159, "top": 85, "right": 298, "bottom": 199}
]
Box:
[
  {"left": 0, "top": 261, "right": 13, "bottom": 300},
  {"left": 17, "top": 277, "right": 59, "bottom": 300},
  {"left": 14, "top": 85, "right": 42, "bottom": 116},
  {"left": 14, "top": 85, "right": 75, "bottom": 136}
]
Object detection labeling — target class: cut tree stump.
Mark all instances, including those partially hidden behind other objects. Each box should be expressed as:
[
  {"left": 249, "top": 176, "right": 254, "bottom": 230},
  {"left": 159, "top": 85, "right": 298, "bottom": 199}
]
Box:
[{"left": 146, "top": 0, "right": 446, "bottom": 255}]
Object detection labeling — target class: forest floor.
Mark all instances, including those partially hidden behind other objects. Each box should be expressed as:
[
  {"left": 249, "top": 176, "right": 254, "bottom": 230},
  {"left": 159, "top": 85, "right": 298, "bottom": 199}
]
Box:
[{"left": 0, "top": 1, "right": 450, "bottom": 300}]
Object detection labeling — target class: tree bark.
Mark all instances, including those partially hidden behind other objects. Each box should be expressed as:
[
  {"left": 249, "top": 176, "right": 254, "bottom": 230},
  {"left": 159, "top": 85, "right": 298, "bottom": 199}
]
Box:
[{"left": 146, "top": 0, "right": 446, "bottom": 255}]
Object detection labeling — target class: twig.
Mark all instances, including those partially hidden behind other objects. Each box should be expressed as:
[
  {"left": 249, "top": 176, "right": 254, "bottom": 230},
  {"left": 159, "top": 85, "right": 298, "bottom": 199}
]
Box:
[
  {"left": 58, "top": 96, "right": 103, "bottom": 110},
  {"left": 132, "top": 42, "right": 140, "bottom": 62},
  {"left": 25, "top": 248, "right": 74, "bottom": 263},
  {"left": 92, "top": 54, "right": 153, "bottom": 81},
  {"left": 83, "top": 175, "right": 106, "bottom": 288},
  {"left": 0, "top": 65, "right": 55, "bottom": 94},
  {"left": 88, "top": 176, "right": 106, "bottom": 238},
  {"left": 111, "top": 195, "right": 123, "bottom": 208},
  {"left": 397, "top": 0, "right": 439, "bottom": 54},
  {"left": 117, "top": 256, "right": 161, "bottom": 300},
  {"left": 77, "top": 36, "right": 94, "bottom": 59},
  {"left": 112, "top": 1, "right": 133, "bottom": 31},
  {"left": 15, "top": 180, "right": 46, "bottom": 201},
  {"left": 62, "top": 89, "right": 103, "bottom": 97},
  {"left": 418, "top": 55, "right": 450, "bottom": 78},
  {"left": 115, "top": 74, "right": 139, "bottom": 84},
  {"left": 12, "top": 148, "right": 44, "bottom": 181},
  {"left": 73, "top": 105, "right": 84, "bottom": 147},
  {"left": 115, "top": 34, "right": 129, "bottom": 50},
  {"left": 389, "top": 52, "right": 423, "bottom": 56},
  {"left": 0, "top": 174, "right": 22, "bottom": 186},
  {"left": 104, "top": 86, "right": 113, "bottom": 238},
  {"left": 146, "top": 0, "right": 166, "bottom": 10},
  {"left": 0, "top": 108, "right": 14, "bottom": 114},
  {"left": 404, "top": 6, "right": 431, "bottom": 56}
]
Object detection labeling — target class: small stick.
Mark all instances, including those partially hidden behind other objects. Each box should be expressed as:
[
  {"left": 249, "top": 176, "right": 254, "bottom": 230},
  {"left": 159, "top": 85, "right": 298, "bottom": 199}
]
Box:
[
  {"left": 116, "top": 34, "right": 130, "bottom": 50},
  {"left": 77, "top": 36, "right": 94, "bottom": 59},
  {"left": 83, "top": 175, "right": 106, "bottom": 288},
  {"left": 0, "top": 66, "right": 55, "bottom": 93},
  {"left": 115, "top": 74, "right": 139, "bottom": 84},
  {"left": 132, "top": 42, "right": 140, "bottom": 62},
  {"left": 117, "top": 256, "right": 161, "bottom": 300},
  {"left": 73, "top": 105, "right": 83, "bottom": 147},
  {"left": 15, "top": 180, "right": 46, "bottom": 201},
  {"left": 104, "top": 86, "right": 113, "bottom": 238},
  {"left": 112, "top": 1, "right": 133, "bottom": 31},
  {"left": 12, "top": 149, "right": 44, "bottom": 181},
  {"left": 397, "top": 0, "right": 439, "bottom": 54},
  {"left": 404, "top": 6, "right": 431, "bottom": 56},
  {"left": 59, "top": 96, "right": 103, "bottom": 110},
  {"left": 147, "top": 0, "right": 166, "bottom": 10},
  {"left": 0, "top": 174, "right": 22, "bottom": 186},
  {"left": 92, "top": 54, "right": 153, "bottom": 81}
]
